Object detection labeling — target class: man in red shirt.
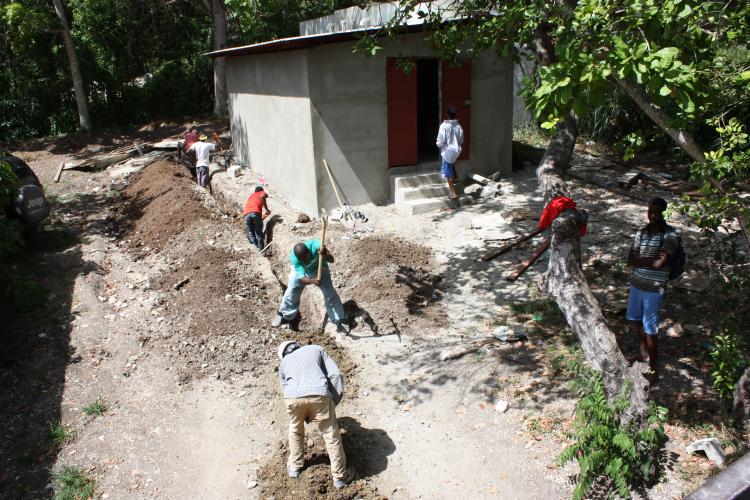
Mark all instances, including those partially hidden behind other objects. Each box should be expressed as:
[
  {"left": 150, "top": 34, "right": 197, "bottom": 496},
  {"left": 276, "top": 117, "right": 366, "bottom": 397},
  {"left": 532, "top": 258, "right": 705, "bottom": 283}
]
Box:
[
  {"left": 243, "top": 186, "right": 271, "bottom": 251},
  {"left": 183, "top": 127, "right": 199, "bottom": 153}
]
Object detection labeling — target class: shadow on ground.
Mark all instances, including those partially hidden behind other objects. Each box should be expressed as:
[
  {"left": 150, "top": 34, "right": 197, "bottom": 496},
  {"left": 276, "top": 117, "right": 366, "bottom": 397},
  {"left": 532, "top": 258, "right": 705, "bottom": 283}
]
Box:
[{"left": 0, "top": 191, "right": 110, "bottom": 498}]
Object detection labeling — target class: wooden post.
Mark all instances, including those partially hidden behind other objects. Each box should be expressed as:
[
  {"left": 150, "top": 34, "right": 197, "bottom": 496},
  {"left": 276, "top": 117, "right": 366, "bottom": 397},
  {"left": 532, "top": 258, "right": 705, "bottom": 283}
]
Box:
[
  {"left": 506, "top": 239, "right": 550, "bottom": 281},
  {"left": 317, "top": 210, "right": 328, "bottom": 281}
]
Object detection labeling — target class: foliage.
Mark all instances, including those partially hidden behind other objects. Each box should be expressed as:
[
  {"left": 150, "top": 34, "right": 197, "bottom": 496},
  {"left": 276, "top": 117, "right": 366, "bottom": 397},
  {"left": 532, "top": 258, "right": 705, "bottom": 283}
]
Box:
[
  {"left": 710, "top": 325, "right": 748, "bottom": 407},
  {"left": 559, "top": 365, "right": 668, "bottom": 499},
  {"left": 53, "top": 465, "right": 95, "bottom": 500},
  {"left": 679, "top": 118, "right": 750, "bottom": 231},
  {"left": 82, "top": 397, "right": 108, "bottom": 416},
  {"left": 0, "top": 156, "right": 23, "bottom": 256},
  {"left": 49, "top": 421, "right": 74, "bottom": 446},
  {"left": 0, "top": 0, "right": 213, "bottom": 140}
]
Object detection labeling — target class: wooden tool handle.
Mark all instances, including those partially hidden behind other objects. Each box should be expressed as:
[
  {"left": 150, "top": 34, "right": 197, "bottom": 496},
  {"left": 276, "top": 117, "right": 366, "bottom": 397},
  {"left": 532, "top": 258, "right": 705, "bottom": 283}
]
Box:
[
  {"left": 481, "top": 227, "right": 544, "bottom": 261},
  {"left": 505, "top": 238, "right": 550, "bottom": 282},
  {"left": 317, "top": 212, "right": 328, "bottom": 281}
]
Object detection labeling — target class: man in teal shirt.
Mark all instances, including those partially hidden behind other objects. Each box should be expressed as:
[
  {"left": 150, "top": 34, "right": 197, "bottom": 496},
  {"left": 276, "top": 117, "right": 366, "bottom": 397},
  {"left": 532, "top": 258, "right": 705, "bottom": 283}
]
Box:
[{"left": 271, "top": 239, "right": 348, "bottom": 330}]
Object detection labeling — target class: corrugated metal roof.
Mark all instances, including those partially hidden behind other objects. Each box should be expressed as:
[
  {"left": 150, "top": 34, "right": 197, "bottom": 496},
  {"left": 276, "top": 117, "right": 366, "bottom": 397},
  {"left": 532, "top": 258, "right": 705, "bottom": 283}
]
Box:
[{"left": 207, "top": 23, "right": 425, "bottom": 58}]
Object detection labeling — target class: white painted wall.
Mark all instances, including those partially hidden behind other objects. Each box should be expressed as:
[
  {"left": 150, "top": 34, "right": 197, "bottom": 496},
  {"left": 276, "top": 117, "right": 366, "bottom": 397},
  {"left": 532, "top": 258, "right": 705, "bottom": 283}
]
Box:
[{"left": 226, "top": 51, "right": 319, "bottom": 215}]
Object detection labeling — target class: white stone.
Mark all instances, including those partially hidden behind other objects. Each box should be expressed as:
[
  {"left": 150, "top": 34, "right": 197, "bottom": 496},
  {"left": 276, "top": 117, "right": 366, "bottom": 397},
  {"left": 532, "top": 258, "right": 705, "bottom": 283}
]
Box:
[{"left": 495, "top": 400, "right": 509, "bottom": 413}]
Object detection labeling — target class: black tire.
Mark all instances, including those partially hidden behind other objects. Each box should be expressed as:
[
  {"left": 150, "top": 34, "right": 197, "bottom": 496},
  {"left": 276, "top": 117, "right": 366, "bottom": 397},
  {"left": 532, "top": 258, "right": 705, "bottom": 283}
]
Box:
[{"left": 14, "top": 184, "right": 49, "bottom": 227}]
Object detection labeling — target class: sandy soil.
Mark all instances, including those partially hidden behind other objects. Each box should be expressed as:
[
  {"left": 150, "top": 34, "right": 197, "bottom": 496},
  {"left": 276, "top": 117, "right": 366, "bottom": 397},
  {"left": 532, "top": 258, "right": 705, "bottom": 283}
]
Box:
[{"left": 2, "top": 125, "right": 747, "bottom": 499}]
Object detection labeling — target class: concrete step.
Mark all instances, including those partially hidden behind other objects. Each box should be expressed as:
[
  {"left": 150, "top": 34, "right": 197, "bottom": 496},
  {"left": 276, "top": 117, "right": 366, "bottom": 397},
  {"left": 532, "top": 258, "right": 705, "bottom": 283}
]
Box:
[
  {"left": 395, "top": 183, "right": 455, "bottom": 203},
  {"left": 398, "top": 195, "right": 473, "bottom": 215},
  {"left": 393, "top": 171, "right": 444, "bottom": 190}
]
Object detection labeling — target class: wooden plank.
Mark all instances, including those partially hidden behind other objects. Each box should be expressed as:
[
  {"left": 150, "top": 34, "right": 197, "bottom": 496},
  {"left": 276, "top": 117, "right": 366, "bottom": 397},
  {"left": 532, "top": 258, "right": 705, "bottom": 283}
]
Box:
[
  {"left": 505, "top": 238, "right": 550, "bottom": 281},
  {"left": 480, "top": 227, "right": 543, "bottom": 261},
  {"left": 54, "top": 162, "right": 66, "bottom": 183}
]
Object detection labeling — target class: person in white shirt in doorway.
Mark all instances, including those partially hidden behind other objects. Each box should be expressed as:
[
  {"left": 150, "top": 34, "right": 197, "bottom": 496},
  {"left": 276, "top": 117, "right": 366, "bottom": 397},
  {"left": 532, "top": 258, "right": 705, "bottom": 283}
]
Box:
[
  {"left": 435, "top": 105, "right": 464, "bottom": 200},
  {"left": 188, "top": 133, "right": 220, "bottom": 188}
]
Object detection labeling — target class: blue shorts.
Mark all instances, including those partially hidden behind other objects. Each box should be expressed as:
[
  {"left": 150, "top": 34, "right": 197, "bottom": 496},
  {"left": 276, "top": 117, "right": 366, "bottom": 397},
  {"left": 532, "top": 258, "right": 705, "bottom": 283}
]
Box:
[
  {"left": 440, "top": 161, "right": 457, "bottom": 179},
  {"left": 625, "top": 285, "right": 663, "bottom": 335}
]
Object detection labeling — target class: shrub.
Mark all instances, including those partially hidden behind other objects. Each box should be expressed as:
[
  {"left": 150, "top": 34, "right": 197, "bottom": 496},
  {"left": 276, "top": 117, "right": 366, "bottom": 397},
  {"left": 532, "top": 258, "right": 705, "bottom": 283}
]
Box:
[
  {"left": 560, "top": 366, "right": 668, "bottom": 499},
  {"left": 710, "top": 325, "right": 748, "bottom": 407}
]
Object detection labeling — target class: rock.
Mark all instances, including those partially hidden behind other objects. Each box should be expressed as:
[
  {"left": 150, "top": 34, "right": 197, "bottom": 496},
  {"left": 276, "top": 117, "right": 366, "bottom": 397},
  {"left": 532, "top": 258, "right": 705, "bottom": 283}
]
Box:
[
  {"left": 297, "top": 213, "right": 311, "bottom": 223},
  {"left": 246, "top": 480, "right": 258, "bottom": 489},
  {"left": 495, "top": 400, "right": 509, "bottom": 413},
  {"left": 464, "top": 184, "right": 483, "bottom": 197},
  {"left": 685, "top": 437, "right": 725, "bottom": 465},
  {"left": 684, "top": 324, "right": 702, "bottom": 335},
  {"left": 479, "top": 185, "right": 499, "bottom": 198},
  {"left": 733, "top": 367, "right": 750, "bottom": 429},
  {"left": 227, "top": 165, "right": 242, "bottom": 178},
  {"left": 666, "top": 324, "right": 684, "bottom": 338}
]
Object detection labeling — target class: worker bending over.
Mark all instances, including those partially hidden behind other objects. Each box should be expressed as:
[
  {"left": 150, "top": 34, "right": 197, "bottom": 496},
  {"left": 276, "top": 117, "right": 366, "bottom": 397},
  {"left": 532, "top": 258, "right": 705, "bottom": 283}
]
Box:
[
  {"left": 271, "top": 239, "right": 350, "bottom": 331},
  {"left": 242, "top": 186, "right": 270, "bottom": 251},
  {"left": 277, "top": 341, "right": 355, "bottom": 488}
]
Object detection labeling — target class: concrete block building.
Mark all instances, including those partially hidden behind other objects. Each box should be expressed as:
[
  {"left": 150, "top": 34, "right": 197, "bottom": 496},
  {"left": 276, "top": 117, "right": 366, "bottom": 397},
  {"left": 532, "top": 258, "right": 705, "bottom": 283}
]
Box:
[{"left": 209, "top": 5, "right": 514, "bottom": 216}]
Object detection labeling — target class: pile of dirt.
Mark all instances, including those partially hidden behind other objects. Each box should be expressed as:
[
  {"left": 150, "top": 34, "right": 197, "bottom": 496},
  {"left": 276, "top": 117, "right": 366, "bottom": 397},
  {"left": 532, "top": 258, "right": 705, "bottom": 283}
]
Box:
[
  {"left": 258, "top": 431, "right": 386, "bottom": 500},
  {"left": 333, "top": 236, "right": 446, "bottom": 334},
  {"left": 113, "top": 159, "right": 214, "bottom": 253},
  {"left": 155, "top": 247, "right": 274, "bottom": 337}
]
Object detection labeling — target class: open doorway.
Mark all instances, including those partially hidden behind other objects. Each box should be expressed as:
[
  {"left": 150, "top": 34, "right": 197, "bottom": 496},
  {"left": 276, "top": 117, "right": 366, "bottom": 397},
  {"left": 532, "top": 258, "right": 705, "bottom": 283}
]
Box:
[{"left": 416, "top": 58, "right": 440, "bottom": 162}]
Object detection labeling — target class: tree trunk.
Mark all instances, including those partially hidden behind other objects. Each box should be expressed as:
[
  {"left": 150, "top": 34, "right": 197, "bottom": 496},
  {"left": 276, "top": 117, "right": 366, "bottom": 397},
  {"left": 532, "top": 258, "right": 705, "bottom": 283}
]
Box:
[
  {"left": 52, "top": 0, "right": 91, "bottom": 131},
  {"left": 615, "top": 77, "right": 705, "bottom": 163},
  {"left": 527, "top": 20, "right": 651, "bottom": 423},
  {"left": 536, "top": 115, "right": 650, "bottom": 424},
  {"left": 211, "top": 0, "right": 228, "bottom": 117}
]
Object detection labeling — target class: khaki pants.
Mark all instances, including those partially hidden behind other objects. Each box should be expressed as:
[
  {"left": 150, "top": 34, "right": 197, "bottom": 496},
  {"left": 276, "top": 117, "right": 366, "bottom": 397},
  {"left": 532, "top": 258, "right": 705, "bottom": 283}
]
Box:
[{"left": 285, "top": 395, "right": 346, "bottom": 480}]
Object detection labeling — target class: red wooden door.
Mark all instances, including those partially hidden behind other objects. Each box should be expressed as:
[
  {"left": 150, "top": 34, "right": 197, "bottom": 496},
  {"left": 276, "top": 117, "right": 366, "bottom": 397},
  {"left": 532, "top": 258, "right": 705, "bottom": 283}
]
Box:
[
  {"left": 442, "top": 60, "right": 471, "bottom": 160},
  {"left": 386, "top": 58, "right": 418, "bottom": 167}
]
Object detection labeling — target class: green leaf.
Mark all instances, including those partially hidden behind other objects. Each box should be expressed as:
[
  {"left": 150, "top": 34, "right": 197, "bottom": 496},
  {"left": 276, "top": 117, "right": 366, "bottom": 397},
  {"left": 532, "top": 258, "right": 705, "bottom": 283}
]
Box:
[
  {"left": 659, "top": 85, "right": 672, "bottom": 96},
  {"left": 739, "top": 71, "right": 750, "bottom": 81},
  {"left": 676, "top": 4, "right": 692, "bottom": 19}
]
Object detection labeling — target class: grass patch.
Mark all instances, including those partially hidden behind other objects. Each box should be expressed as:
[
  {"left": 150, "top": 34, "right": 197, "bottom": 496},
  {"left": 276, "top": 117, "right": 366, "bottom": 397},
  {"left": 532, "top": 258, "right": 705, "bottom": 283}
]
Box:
[
  {"left": 509, "top": 298, "right": 567, "bottom": 328},
  {"left": 49, "top": 421, "right": 74, "bottom": 446},
  {"left": 513, "top": 124, "right": 551, "bottom": 148},
  {"left": 53, "top": 465, "right": 95, "bottom": 500},
  {"left": 547, "top": 345, "right": 584, "bottom": 380},
  {"left": 82, "top": 398, "right": 108, "bottom": 416}
]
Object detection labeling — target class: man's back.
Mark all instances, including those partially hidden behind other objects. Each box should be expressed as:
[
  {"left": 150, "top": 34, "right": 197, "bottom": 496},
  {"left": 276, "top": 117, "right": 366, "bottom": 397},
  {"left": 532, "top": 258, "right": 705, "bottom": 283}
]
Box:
[
  {"left": 189, "top": 141, "right": 215, "bottom": 167},
  {"left": 279, "top": 344, "right": 343, "bottom": 400},
  {"left": 437, "top": 120, "right": 464, "bottom": 163}
]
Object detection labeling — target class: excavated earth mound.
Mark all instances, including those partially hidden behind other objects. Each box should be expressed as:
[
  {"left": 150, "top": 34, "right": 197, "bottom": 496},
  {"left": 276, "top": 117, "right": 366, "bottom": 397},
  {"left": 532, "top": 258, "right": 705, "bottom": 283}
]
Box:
[
  {"left": 113, "top": 159, "right": 214, "bottom": 254},
  {"left": 333, "top": 236, "right": 447, "bottom": 334}
]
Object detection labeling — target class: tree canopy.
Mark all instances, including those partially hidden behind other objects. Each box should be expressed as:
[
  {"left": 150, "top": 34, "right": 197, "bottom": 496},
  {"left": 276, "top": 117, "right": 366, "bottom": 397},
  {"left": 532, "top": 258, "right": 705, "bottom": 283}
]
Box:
[{"left": 0, "top": 0, "right": 357, "bottom": 142}]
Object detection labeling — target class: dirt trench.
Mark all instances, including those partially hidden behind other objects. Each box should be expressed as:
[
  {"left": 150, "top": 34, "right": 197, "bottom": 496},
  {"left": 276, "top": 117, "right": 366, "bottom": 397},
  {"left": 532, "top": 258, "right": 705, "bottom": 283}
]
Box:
[{"left": 111, "top": 159, "right": 450, "bottom": 497}]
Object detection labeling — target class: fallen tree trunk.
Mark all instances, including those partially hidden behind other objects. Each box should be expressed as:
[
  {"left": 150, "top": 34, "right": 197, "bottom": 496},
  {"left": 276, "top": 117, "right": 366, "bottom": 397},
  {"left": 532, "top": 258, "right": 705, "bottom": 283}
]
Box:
[{"left": 536, "top": 113, "right": 650, "bottom": 423}]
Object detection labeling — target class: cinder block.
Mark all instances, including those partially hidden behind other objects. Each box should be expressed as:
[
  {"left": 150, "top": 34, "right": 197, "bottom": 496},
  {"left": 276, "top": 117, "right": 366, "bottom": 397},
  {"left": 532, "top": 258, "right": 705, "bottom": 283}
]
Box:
[
  {"left": 686, "top": 438, "right": 726, "bottom": 465},
  {"left": 227, "top": 165, "right": 243, "bottom": 178}
]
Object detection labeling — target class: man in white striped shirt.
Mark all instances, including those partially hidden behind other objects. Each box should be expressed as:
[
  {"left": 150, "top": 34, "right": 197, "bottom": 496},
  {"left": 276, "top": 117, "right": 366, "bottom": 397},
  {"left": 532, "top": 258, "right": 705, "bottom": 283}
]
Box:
[
  {"left": 626, "top": 198, "right": 678, "bottom": 382},
  {"left": 277, "top": 341, "right": 355, "bottom": 489}
]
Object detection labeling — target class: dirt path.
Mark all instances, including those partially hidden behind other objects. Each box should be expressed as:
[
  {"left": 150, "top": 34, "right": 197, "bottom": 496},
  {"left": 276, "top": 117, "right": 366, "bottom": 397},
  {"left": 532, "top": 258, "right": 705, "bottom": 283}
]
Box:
[
  {"left": 5, "top": 133, "right": 743, "bottom": 499},
  {"left": 210, "top": 167, "right": 575, "bottom": 499}
]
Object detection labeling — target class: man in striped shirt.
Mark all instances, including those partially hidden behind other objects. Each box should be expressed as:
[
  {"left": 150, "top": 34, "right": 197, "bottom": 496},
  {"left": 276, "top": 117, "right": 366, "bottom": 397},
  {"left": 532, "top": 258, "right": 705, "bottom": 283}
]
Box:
[
  {"left": 626, "top": 198, "right": 678, "bottom": 381},
  {"left": 277, "top": 341, "right": 355, "bottom": 488}
]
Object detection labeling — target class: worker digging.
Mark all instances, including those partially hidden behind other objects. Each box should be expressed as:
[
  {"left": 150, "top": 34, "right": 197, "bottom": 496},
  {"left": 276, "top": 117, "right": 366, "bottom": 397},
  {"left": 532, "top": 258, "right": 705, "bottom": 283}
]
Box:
[
  {"left": 277, "top": 340, "right": 356, "bottom": 489},
  {"left": 270, "top": 221, "right": 352, "bottom": 332},
  {"left": 242, "top": 186, "right": 271, "bottom": 252}
]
